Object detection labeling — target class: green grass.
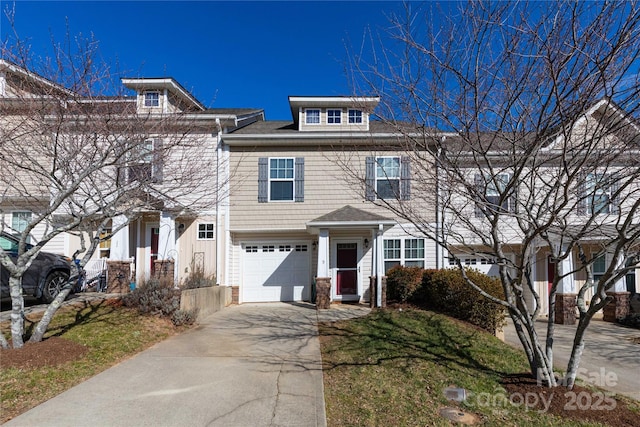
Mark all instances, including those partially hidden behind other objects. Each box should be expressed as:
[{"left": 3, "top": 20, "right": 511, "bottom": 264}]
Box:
[
  {"left": 1, "top": 299, "right": 177, "bottom": 422},
  {"left": 319, "top": 308, "right": 627, "bottom": 427}
]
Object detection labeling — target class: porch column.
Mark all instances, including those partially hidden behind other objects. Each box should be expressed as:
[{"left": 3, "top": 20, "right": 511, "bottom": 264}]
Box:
[
  {"left": 317, "top": 228, "right": 329, "bottom": 277},
  {"left": 315, "top": 228, "right": 331, "bottom": 309},
  {"left": 109, "top": 215, "right": 129, "bottom": 260},
  {"left": 604, "top": 252, "right": 631, "bottom": 322},
  {"left": 376, "top": 224, "right": 384, "bottom": 308},
  {"left": 157, "top": 212, "right": 177, "bottom": 282},
  {"left": 555, "top": 244, "right": 577, "bottom": 325}
]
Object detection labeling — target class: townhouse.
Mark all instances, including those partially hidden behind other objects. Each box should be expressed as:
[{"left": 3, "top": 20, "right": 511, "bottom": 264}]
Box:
[{"left": 2, "top": 59, "right": 637, "bottom": 320}]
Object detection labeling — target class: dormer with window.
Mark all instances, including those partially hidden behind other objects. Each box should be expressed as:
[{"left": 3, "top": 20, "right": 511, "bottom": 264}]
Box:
[
  {"left": 289, "top": 96, "right": 379, "bottom": 132},
  {"left": 121, "top": 77, "right": 206, "bottom": 114}
]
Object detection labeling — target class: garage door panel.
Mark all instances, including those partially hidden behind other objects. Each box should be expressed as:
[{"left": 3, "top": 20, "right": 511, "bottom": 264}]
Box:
[{"left": 242, "top": 242, "right": 311, "bottom": 303}]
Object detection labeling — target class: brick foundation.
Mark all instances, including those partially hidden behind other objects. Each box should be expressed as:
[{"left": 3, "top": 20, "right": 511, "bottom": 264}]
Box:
[
  {"left": 603, "top": 292, "right": 631, "bottom": 322},
  {"left": 231, "top": 286, "right": 239, "bottom": 304},
  {"left": 554, "top": 293, "right": 577, "bottom": 325},
  {"left": 153, "top": 260, "right": 175, "bottom": 280},
  {"left": 106, "top": 260, "right": 131, "bottom": 294},
  {"left": 315, "top": 277, "right": 331, "bottom": 309}
]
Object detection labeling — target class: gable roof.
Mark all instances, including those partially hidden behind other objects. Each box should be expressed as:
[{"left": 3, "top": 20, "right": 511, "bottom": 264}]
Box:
[
  {"left": 306, "top": 205, "right": 396, "bottom": 233},
  {"left": 121, "top": 77, "right": 206, "bottom": 111}
]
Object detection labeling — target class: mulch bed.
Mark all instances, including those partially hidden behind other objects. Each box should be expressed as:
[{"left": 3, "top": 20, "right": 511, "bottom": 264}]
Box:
[
  {"left": 502, "top": 373, "right": 638, "bottom": 427},
  {"left": 1, "top": 337, "right": 88, "bottom": 369}
]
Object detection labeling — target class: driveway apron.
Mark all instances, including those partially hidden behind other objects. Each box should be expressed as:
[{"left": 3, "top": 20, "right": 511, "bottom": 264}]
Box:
[{"left": 5, "top": 303, "right": 328, "bottom": 427}]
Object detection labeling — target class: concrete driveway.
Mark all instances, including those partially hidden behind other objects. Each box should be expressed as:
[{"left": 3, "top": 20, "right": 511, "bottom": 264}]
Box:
[
  {"left": 5, "top": 303, "right": 371, "bottom": 427},
  {"left": 503, "top": 317, "right": 640, "bottom": 401}
]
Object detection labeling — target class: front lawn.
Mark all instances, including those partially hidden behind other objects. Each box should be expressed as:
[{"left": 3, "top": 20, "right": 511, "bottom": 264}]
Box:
[
  {"left": 0, "top": 298, "right": 178, "bottom": 423},
  {"left": 319, "top": 308, "right": 639, "bottom": 427}
]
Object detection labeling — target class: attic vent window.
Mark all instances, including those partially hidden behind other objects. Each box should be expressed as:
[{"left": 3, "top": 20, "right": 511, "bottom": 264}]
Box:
[
  {"left": 348, "top": 109, "right": 363, "bottom": 123},
  {"left": 327, "top": 109, "right": 342, "bottom": 124},
  {"left": 305, "top": 109, "right": 320, "bottom": 124},
  {"left": 144, "top": 91, "right": 160, "bottom": 107}
]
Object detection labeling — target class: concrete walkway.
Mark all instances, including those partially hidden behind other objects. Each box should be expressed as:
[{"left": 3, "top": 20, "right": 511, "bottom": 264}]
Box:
[
  {"left": 503, "top": 317, "right": 640, "bottom": 401},
  {"left": 4, "top": 303, "right": 370, "bottom": 427}
]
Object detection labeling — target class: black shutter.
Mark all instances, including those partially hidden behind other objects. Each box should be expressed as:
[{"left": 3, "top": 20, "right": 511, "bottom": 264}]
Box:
[
  {"left": 295, "top": 157, "right": 304, "bottom": 202},
  {"left": 365, "top": 157, "right": 375, "bottom": 201},
  {"left": 474, "top": 173, "right": 484, "bottom": 218},
  {"left": 152, "top": 139, "right": 163, "bottom": 183},
  {"left": 258, "top": 157, "right": 268, "bottom": 203},
  {"left": 401, "top": 156, "right": 411, "bottom": 201},
  {"left": 576, "top": 173, "right": 587, "bottom": 215}
]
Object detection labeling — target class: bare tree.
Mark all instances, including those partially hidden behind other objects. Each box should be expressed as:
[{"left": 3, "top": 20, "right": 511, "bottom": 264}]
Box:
[
  {"left": 0, "top": 24, "right": 224, "bottom": 348},
  {"left": 348, "top": 1, "right": 640, "bottom": 388}
]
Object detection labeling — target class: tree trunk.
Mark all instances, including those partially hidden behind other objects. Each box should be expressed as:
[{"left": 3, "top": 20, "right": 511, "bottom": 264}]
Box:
[
  {"left": 9, "top": 275, "right": 26, "bottom": 348},
  {"left": 564, "top": 314, "right": 593, "bottom": 389},
  {"left": 28, "top": 285, "right": 74, "bottom": 343}
]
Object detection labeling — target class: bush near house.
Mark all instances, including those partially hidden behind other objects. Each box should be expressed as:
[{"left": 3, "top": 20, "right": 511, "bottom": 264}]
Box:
[
  {"left": 123, "top": 278, "right": 197, "bottom": 326},
  {"left": 385, "top": 265, "right": 424, "bottom": 302},
  {"left": 386, "top": 267, "right": 505, "bottom": 334},
  {"left": 181, "top": 266, "right": 216, "bottom": 289}
]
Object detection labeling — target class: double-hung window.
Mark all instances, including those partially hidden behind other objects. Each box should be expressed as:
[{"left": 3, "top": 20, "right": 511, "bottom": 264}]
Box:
[
  {"left": 348, "top": 109, "right": 363, "bottom": 124},
  {"left": 128, "top": 139, "right": 163, "bottom": 183},
  {"left": 11, "top": 211, "right": 32, "bottom": 243},
  {"left": 269, "top": 158, "right": 295, "bottom": 201},
  {"left": 144, "top": 91, "right": 160, "bottom": 107},
  {"left": 592, "top": 253, "right": 607, "bottom": 284},
  {"left": 383, "top": 238, "right": 425, "bottom": 273},
  {"left": 586, "top": 173, "right": 613, "bottom": 215},
  {"left": 376, "top": 157, "right": 401, "bottom": 199},
  {"left": 327, "top": 109, "right": 342, "bottom": 124},
  {"left": 365, "top": 156, "right": 410, "bottom": 201},
  {"left": 305, "top": 109, "right": 320, "bottom": 124},
  {"left": 474, "top": 172, "right": 515, "bottom": 217},
  {"left": 258, "top": 157, "right": 304, "bottom": 203}
]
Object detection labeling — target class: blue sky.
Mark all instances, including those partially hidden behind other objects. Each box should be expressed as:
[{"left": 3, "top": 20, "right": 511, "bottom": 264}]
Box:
[{"left": 1, "top": 1, "right": 405, "bottom": 120}]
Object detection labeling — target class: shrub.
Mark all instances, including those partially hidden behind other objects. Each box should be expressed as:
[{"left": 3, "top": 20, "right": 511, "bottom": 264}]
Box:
[
  {"left": 123, "top": 278, "right": 196, "bottom": 326},
  {"left": 420, "top": 268, "right": 506, "bottom": 334},
  {"left": 171, "top": 308, "right": 199, "bottom": 327},
  {"left": 182, "top": 266, "right": 216, "bottom": 290},
  {"left": 386, "top": 265, "right": 424, "bottom": 303},
  {"left": 617, "top": 313, "right": 640, "bottom": 329}
]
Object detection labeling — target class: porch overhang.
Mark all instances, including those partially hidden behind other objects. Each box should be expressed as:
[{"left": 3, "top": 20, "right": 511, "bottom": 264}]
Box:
[{"left": 305, "top": 205, "right": 396, "bottom": 234}]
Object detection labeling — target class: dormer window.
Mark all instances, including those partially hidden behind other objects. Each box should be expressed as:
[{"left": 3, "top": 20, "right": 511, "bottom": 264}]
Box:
[
  {"left": 144, "top": 91, "right": 160, "bottom": 107},
  {"left": 327, "top": 109, "right": 342, "bottom": 124},
  {"left": 305, "top": 109, "right": 320, "bottom": 124},
  {"left": 348, "top": 109, "right": 363, "bottom": 124}
]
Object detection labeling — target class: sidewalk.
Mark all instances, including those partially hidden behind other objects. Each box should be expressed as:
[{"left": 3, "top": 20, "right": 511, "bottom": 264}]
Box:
[
  {"left": 503, "top": 317, "right": 640, "bottom": 401},
  {"left": 4, "top": 302, "right": 370, "bottom": 427}
]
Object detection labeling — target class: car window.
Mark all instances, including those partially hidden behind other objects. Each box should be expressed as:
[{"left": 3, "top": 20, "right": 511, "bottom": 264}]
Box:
[{"left": 0, "top": 236, "right": 19, "bottom": 253}]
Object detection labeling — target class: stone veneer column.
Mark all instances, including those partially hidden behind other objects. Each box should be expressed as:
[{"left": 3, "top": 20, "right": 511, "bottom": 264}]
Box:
[
  {"left": 315, "top": 277, "right": 331, "bottom": 310},
  {"left": 554, "top": 245, "right": 577, "bottom": 325},
  {"left": 555, "top": 294, "right": 577, "bottom": 325},
  {"left": 106, "top": 260, "right": 131, "bottom": 294},
  {"left": 603, "top": 292, "right": 631, "bottom": 322},
  {"left": 369, "top": 276, "right": 376, "bottom": 308}
]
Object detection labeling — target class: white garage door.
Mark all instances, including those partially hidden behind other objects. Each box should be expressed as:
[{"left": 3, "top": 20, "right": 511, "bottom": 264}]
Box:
[{"left": 242, "top": 242, "right": 311, "bottom": 302}]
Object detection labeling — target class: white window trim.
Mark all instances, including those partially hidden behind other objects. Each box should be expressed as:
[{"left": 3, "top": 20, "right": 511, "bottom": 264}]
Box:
[
  {"left": 383, "top": 238, "right": 426, "bottom": 272},
  {"left": 376, "top": 156, "right": 401, "bottom": 200},
  {"left": 268, "top": 157, "right": 295, "bottom": 202},
  {"left": 348, "top": 109, "right": 363, "bottom": 124},
  {"left": 586, "top": 173, "right": 613, "bottom": 215},
  {"left": 143, "top": 91, "right": 160, "bottom": 107},
  {"left": 305, "top": 109, "right": 320, "bottom": 125},
  {"left": 197, "top": 223, "right": 215, "bottom": 240},
  {"left": 327, "top": 109, "right": 342, "bottom": 125}
]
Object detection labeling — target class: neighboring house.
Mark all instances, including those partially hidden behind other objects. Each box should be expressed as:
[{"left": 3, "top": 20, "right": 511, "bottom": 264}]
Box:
[
  {"left": 221, "top": 96, "right": 439, "bottom": 304},
  {"left": 441, "top": 99, "right": 640, "bottom": 323},
  {"left": 1, "top": 60, "right": 264, "bottom": 286}
]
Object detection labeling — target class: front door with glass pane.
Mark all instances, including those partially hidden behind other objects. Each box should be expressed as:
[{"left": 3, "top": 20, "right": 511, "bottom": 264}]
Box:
[{"left": 336, "top": 243, "right": 358, "bottom": 298}]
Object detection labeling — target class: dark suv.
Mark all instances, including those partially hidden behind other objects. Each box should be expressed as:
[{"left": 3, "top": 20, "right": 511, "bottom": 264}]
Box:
[{"left": 0, "top": 232, "right": 74, "bottom": 303}]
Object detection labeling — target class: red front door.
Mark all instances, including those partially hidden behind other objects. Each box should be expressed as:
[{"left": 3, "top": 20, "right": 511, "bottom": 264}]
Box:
[
  {"left": 151, "top": 227, "right": 159, "bottom": 275},
  {"left": 336, "top": 243, "right": 358, "bottom": 296}
]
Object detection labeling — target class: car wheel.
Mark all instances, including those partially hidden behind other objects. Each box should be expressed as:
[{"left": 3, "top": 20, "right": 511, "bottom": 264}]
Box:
[{"left": 41, "top": 271, "right": 70, "bottom": 303}]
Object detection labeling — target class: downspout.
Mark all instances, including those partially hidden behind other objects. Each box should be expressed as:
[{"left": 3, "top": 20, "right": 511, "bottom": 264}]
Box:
[
  {"left": 215, "top": 118, "right": 222, "bottom": 285},
  {"left": 436, "top": 140, "right": 445, "bottom": 269}
]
